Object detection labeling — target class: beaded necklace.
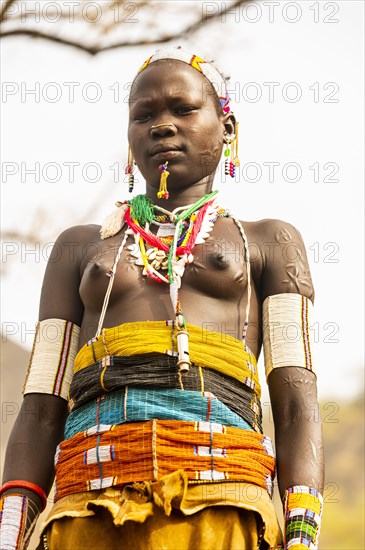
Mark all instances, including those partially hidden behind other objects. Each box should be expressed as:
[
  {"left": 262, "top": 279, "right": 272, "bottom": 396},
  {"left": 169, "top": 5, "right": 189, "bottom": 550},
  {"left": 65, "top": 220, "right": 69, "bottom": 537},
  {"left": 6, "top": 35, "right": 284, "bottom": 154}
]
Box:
[
  {"left": 125, "top": 193, "right": 219, "bottom": 284},
  {"left": 97, "top": 193, "right": 252, "bottom": 372}
]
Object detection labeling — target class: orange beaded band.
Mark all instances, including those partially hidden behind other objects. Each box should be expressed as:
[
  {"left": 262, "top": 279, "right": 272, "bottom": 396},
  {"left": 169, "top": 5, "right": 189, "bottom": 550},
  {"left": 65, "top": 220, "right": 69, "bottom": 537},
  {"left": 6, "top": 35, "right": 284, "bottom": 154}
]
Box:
[{"left": 54, "top": 419, "right": 276, "bottom": 502}]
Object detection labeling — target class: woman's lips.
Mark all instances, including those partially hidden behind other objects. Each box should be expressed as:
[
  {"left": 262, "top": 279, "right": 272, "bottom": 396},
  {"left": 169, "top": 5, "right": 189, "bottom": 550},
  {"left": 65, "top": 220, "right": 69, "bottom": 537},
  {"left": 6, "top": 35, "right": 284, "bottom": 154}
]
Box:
[{"left": 151, "top": 150, "right": 183, "bottom": 161}]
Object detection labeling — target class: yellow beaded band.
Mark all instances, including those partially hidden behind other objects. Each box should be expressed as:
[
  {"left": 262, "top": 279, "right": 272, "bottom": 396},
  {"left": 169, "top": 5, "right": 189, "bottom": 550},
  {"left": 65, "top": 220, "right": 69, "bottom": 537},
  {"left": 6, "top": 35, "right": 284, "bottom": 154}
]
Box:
[
  {"left": 74, "top": 321, "right": 260, "bottom": 398},
  {"left": 23, "top": 319, "right": 80, "bottom": 401},
  {"left": 262, "top": 293, "right": 314, "bottom": 379}
]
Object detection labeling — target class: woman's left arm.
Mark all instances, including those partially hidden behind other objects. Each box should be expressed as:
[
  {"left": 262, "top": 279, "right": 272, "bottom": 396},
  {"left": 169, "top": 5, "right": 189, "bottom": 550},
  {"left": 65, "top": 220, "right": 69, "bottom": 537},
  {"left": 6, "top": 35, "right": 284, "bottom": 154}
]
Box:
[{"left": 260, "top": 219, "right": 324, "bottom": 548}]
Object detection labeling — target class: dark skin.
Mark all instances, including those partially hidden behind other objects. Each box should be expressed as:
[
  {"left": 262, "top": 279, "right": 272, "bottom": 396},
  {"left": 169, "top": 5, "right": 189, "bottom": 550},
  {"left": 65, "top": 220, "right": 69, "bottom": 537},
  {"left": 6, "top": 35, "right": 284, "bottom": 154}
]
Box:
[{"left": 3, "top": 61, "right": 324, "bottom": 533}]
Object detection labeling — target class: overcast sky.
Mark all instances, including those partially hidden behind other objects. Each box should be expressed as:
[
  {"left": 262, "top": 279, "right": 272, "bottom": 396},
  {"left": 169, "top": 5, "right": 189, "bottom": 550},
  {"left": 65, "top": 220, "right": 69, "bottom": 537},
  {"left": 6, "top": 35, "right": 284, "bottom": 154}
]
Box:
[{"left": 1, "top": 0, "right": 364, "bottom": 400}]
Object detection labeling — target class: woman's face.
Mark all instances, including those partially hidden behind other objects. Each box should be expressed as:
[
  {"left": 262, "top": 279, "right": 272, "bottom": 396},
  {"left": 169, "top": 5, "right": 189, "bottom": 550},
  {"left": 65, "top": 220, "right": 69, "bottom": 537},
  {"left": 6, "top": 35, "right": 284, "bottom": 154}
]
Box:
[{"left": 128, "top": 60, "right": 228, "bottom": 191}]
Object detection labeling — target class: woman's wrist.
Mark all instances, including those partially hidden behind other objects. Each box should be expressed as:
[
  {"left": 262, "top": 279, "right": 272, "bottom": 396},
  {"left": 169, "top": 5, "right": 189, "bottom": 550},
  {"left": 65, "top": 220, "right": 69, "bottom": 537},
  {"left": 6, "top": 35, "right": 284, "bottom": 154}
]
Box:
[
  {"left": 0, "top": 492, "right": 40, "bottom": 550},
  {"left": 283, "top": 485, "right": 323, "bottom": 549}
]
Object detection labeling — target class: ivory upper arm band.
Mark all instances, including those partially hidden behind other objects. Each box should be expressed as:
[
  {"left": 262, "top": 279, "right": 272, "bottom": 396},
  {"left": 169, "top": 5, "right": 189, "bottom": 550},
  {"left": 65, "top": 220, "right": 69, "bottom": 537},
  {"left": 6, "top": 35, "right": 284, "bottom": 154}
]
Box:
[
  {"left": 262, "top": 293, "right": 314, "bottom": 379},
  {"left": 22, "top": 319, "right": 80, "bottom": 400}
]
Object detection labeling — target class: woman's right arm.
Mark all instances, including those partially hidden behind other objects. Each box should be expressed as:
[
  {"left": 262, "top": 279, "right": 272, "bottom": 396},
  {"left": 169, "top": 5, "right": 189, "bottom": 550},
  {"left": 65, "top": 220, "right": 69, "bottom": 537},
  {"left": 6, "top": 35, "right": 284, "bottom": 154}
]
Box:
[{"left": 1, "top": 225, "right": 92, "bottom": 547}]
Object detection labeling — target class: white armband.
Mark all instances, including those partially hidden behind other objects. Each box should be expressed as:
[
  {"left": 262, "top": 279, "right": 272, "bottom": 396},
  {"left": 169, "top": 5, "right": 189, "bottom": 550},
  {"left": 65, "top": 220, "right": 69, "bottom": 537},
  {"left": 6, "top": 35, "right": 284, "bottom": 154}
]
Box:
[
  {"left": 262, "top": 293, "right": 314, "bottom": 379},
  {"left": 22, "top": 319, "right": 80, "bottom": 400}
]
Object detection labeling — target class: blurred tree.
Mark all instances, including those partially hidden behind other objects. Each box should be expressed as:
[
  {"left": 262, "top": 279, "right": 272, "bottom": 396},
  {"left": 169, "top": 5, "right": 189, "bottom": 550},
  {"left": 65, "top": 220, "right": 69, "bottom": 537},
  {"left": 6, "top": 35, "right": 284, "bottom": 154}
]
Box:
[
  {"left": 1, "top": 0, "right": 254, "bottom": 266},
  {"left": 0, "top": 0, "right": 252, "bottom": 55}
]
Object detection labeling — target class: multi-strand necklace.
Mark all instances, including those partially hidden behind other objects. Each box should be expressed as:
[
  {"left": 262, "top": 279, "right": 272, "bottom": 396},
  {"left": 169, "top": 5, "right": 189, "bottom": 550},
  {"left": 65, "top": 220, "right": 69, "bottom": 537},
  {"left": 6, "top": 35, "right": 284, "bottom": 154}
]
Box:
[
  {"left": 125, "top": 192, "right": 221, "bottom": 282},
  {"left": 98, "top": 192, "right": 251, "bottom": 373},
  {"left": 124, "top": 192, "right": 227, "bottom": 371}
]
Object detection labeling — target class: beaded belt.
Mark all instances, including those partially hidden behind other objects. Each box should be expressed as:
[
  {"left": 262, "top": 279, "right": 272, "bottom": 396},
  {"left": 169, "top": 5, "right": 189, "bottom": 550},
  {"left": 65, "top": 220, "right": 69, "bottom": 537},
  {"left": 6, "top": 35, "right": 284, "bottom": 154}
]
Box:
[
  {"left": 64, "top": 388, "right": 254, "bottom": 439},
  {"left": 68, "top": 354, "right": 262, "bottom": 433},
  {"left": 73, "top": 321, "right": 260, "bottom": 397},
  {"left": 54, "top": 420, "right": 275, "bottom": 502}
]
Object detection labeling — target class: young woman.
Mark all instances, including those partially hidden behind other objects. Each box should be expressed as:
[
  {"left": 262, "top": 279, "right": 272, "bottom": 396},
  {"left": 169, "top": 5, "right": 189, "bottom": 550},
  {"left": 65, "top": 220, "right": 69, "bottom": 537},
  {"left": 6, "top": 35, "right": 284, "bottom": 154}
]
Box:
[{"left": 1, "top": 49, "right": 324, "bottom": 550}]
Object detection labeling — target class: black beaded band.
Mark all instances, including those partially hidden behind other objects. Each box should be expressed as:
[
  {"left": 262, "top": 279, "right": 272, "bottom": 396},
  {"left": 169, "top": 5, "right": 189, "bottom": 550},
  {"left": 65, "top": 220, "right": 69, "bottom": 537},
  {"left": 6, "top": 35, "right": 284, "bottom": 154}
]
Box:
[{"left": 69, "top": 353, "right": 262, "bottom": 432}]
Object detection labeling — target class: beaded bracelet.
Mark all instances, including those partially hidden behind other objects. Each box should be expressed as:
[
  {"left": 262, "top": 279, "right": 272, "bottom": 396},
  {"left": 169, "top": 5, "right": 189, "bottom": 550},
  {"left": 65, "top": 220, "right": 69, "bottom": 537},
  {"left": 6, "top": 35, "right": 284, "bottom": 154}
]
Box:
[
  {"left": 0, "top": 480, "right": 47, "bottom": 512},
  {"left": 0, "top": 494, "right": 29, "bottom": 550},
  {"left": 284, "top": 485, "right": 323, "bottom": 549}
]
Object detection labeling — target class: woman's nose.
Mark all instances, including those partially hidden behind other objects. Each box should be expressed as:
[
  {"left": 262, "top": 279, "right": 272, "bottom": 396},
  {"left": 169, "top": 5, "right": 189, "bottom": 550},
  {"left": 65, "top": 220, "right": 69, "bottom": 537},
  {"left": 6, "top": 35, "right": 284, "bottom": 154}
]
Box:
[{"left": 150, "top": 123, "right": 177, "bottom": 138}]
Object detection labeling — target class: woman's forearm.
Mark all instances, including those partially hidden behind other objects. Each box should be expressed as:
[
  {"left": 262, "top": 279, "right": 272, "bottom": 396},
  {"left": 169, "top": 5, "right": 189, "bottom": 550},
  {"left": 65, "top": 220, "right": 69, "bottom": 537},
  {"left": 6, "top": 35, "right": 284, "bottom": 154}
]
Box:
[
  {"left": 269, "top": 367, "right": 324, "bottom": 549},
  {"left": 1, "top": 394, "right": 68, "bottom": 547},
  {"left": 2, "top": 394, "right": 68, "bottom": 492},
  {"left": 269, "top": 367, "right": 324, "bottom": 498}
]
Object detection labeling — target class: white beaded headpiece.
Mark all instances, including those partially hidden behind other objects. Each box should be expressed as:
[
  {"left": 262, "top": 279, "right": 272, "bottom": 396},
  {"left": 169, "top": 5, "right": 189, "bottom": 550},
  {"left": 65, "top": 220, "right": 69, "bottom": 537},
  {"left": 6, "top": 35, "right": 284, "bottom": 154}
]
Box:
[{"left": 136, "top": 48, "right": 231, "bottom": 113}]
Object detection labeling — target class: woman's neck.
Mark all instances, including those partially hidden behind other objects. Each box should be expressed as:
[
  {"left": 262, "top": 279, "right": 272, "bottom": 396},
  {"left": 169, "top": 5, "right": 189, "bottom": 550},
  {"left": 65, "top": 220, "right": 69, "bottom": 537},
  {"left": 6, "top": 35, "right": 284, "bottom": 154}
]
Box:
[{"left": 145, "top": 176, "right": 215, "bottom": 212}]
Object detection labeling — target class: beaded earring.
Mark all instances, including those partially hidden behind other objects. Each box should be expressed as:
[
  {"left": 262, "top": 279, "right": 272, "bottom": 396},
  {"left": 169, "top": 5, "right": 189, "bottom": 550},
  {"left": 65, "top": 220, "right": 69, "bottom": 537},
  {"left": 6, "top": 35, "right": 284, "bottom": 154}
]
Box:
[
  {"left": 125, "top": 145, "right": 135, "bottom": 193},
  {"left": 157, "top": 162, "right": 169, "bottom": 199},
  {"left": 224, "top": 122, "right": 240, "bottom": 178}
]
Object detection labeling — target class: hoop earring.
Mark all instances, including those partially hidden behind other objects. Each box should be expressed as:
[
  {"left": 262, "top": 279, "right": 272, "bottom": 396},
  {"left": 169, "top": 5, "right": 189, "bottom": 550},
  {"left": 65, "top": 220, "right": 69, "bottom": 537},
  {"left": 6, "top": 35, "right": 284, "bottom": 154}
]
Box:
[
  {"left": 125, "top": 145, "right": 135, "bottom": 193},
  {"left": 224, "top": 121, "right": 240, "bottom": 178}
]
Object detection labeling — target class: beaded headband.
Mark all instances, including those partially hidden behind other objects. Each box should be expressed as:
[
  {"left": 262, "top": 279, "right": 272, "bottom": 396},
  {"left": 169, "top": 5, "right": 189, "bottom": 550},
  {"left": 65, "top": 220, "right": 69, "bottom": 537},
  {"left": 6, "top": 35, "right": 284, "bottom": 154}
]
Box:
[{"left": 136, "top": 48, "right": 231, "bottom": 114}]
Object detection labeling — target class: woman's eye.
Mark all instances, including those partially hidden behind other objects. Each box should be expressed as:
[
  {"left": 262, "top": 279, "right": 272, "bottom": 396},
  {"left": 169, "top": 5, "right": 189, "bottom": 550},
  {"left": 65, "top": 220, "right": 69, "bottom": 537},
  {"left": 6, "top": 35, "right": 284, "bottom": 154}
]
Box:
[
  {"left": 134, "top": 113, "right": 152, "bottom": 122},
  {"left": 176, "top": 106, "right": 196, "bottom": 115}
]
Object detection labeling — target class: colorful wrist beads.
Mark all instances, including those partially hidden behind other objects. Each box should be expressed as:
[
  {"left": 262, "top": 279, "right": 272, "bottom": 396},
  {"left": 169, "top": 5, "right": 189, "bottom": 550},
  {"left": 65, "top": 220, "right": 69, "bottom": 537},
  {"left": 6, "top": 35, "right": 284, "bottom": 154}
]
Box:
[{"left": 284, "top": 485, "right": 323, "bottom": 549}]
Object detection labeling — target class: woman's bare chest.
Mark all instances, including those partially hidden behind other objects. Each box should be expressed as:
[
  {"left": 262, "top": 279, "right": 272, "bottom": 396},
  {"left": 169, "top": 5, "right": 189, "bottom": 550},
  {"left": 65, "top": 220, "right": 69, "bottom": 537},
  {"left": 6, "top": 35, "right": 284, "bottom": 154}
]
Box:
[{"left": 79, "top": 221, "right": 249, "bottom": 312}]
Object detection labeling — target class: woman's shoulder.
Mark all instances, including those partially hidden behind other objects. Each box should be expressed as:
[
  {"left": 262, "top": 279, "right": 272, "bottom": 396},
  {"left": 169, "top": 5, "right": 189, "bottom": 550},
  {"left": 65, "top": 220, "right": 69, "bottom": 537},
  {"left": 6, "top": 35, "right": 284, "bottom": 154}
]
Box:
[
  {"left": 240, "top": 218, "right": 302, "bottom": 242},
  {"left": 47, "top": 224, "right": 103, "bottom": 271},
  {"left": 239, "top": 217, "right": 308, "bottom": 265},
  {"left": 239, "top": 218, "right": 313, "bottom": 300},
  {"left": 54, "top": 223, "right": 102, "bottom": 246}
]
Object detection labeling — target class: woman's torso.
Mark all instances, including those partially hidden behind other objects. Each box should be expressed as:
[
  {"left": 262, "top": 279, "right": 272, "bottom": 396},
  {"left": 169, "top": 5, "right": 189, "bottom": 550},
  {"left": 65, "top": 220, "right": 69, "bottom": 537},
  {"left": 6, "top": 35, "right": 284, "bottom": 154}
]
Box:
[{"left": 77, "top": 216, "right": 263, "bottom": 357}]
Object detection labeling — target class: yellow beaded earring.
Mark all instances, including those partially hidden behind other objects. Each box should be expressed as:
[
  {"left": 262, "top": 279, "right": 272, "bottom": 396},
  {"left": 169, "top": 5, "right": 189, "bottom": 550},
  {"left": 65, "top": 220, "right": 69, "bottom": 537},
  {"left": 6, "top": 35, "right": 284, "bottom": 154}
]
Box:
[{"left": 157, "top": 162, "right": 170, "bottom": 199}]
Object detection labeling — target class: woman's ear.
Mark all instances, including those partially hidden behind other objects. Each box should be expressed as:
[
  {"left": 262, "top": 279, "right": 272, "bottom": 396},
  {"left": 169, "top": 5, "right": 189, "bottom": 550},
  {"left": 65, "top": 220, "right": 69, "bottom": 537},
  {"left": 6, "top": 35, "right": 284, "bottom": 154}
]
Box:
[{"left": 222, "top": 112, "right": 237, "bottom": 136}]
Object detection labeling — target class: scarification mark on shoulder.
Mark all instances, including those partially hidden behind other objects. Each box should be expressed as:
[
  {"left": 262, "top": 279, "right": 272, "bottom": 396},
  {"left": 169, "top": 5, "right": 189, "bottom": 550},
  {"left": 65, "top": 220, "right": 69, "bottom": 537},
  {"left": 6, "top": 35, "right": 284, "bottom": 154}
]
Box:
[{"left": 275, "top": 226, "right": 293, "bottom": 244}]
